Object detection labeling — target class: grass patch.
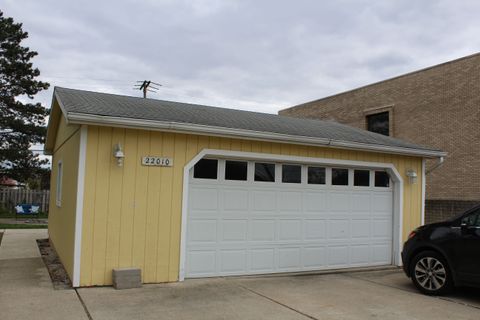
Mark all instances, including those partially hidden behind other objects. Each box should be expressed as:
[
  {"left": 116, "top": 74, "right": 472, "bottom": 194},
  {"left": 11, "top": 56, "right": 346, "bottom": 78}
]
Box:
[{"left": 0, "top": 223, "right": 47, "bottom": 229}]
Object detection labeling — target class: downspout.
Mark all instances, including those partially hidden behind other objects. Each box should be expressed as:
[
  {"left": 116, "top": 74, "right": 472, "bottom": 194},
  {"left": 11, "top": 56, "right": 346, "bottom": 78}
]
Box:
[{"left": 426, "top": 156, "right": 445, "bottom": 175}]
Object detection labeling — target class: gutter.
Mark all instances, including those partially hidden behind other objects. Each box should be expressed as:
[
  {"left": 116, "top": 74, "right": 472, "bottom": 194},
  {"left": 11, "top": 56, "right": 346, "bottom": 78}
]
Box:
[
  {"left": 66, "top": 112, "right": 447, "bottom": 159},
  {"left": 426, "top": 156, "right": 445, "bottom": 174}
]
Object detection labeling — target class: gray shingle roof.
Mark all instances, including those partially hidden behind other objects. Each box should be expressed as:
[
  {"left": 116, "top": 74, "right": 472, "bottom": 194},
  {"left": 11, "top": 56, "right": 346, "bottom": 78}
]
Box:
[{"left": 54, "top": 87, "right": 443, "bottom": 156}]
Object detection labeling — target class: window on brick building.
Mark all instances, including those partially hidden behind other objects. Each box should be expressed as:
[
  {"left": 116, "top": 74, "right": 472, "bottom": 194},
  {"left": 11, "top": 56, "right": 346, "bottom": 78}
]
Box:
[{"left": 367, "top": 111, "right": 389, "bottom": 136}]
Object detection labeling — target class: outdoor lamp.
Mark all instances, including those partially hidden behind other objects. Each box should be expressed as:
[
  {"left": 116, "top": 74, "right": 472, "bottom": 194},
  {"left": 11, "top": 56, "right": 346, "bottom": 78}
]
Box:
[
  {"left": 406, "top": 169, "right": 417, "bottom": 184},
  {"left": 113, "top": 143, "right": 125, "bottom": 167}
]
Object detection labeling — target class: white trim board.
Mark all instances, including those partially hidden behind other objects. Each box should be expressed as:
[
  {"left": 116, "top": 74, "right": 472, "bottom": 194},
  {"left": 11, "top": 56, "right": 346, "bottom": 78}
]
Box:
[
  {"left": 72, "top": 125, "right": 87, "bottom": 287},
  {"left": 179, "top": 149, "right": 404, "bottom": 281}
]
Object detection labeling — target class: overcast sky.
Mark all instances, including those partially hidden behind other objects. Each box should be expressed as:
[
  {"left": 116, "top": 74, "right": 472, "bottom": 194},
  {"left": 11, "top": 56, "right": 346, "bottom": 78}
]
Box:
[{"left": 3, "top": 0, "right": 480, "bottom": 114}]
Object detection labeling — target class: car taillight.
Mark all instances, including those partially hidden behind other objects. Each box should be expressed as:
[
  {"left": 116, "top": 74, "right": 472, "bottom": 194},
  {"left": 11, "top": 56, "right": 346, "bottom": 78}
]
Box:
[{"left": 408, "top": 230, "right": 417, "bottom": 239}]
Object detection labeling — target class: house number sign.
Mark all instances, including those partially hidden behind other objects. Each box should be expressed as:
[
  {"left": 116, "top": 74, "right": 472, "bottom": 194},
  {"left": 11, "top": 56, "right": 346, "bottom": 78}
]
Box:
[{"left": 141, "top": 156, "right": 173, "bottom": 167}]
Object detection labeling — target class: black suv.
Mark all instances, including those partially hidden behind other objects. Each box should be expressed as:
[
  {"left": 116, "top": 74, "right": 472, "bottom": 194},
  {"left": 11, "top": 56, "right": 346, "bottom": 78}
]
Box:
[{"left": 402, "top": 205, "right": 480, "bottom": 295}]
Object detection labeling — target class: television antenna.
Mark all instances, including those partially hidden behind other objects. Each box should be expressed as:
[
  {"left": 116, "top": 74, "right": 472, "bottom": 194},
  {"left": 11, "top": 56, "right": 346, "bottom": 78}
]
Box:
[{"left": 134, "top": 80, "right": 162, "bottom": 98}]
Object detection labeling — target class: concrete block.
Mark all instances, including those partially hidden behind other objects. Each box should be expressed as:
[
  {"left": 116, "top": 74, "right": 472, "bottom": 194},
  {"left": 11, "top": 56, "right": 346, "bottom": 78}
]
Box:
[{"left": 112, "top": 268, "right": 142, "bottom": 290}]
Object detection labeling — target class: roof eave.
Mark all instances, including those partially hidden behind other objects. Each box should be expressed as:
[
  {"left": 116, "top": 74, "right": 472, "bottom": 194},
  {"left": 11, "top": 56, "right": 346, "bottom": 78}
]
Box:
[
  {"left": 44, "top": 89, "right": 74, "bottom": 155},
  {"left": 66, "top": 112, "right": 447, "bottom": 158}
]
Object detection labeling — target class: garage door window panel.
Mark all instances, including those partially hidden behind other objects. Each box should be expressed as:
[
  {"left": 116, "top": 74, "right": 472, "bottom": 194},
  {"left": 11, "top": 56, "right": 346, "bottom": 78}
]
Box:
[
  {"left": 332, "top": 168, "right": 349, "bottom": 186},
  {"left": 255, "top": 163, "right": 276, "bottom": 182},
  {"left": 354, "top": 170, "right": 370, "bottom": 187},
  {"left": 308, "top": 166, "right": 326, "bottom": 185},
  {"left": 282, "top": 164, "right": 301, "bottom": 183},
  {"left": 193, "top": 159, "right": 218, "bottom": 179},
  {"left": 225, "top": 160, "right": 248, "bottom": 181},
  {"left": 374, "top": 171, "right": 390, "bottom": 187}
]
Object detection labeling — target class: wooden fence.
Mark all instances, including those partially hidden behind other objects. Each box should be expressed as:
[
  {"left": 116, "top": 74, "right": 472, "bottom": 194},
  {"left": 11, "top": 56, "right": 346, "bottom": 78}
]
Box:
[{"left": 0, "top": 188, "right": 50, "bottom": 213}]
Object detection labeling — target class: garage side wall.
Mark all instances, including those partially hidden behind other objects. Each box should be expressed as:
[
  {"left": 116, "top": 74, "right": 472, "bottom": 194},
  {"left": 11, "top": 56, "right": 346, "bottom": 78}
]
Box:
[
  {"left": 79, "top": 126, "right": 423, "bottom": 286},
  {"left": 48, "top": 116, "right": 81, "bottom": 280}
]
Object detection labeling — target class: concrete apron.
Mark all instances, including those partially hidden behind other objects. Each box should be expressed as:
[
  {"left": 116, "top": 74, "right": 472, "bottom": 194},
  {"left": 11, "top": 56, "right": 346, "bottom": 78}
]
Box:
[
  {"left": 0, "top": 229, "right": 88, "bottom": 320},
  {"left": 77, "top": 269, "right": 480, "bottom": 320}
]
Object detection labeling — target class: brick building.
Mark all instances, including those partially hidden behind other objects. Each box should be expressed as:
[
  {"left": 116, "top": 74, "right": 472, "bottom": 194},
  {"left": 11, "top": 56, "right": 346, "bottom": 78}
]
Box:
[{"left": 280, "top": 53, "right": 480, "bottom": 223}]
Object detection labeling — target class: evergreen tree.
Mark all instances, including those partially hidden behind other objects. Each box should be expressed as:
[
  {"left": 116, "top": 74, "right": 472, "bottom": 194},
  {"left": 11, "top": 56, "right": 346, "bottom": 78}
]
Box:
[{"left": 0, "top": 10, "right": 50, "bottom": 184}]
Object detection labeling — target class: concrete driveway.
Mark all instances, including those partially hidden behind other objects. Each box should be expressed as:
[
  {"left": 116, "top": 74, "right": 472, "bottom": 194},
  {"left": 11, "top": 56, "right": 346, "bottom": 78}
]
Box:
[
  {"left": 78, "top": 269, "right": 480, "bottom": 320},
  {"left": 0, "top": 229, "right": 88, "bottom": 320},
  {"left": 1, "top": 229, "right": 479, "bottom": 320}
]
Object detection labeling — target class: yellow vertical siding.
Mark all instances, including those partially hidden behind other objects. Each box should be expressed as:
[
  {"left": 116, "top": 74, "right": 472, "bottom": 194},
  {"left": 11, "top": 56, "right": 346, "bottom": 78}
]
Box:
[
  {"left": 48, "top": 117, "right": 80, "bottom": 280},
  {"left": 80, "top": 127, "right": 424, "bottom": 286}
]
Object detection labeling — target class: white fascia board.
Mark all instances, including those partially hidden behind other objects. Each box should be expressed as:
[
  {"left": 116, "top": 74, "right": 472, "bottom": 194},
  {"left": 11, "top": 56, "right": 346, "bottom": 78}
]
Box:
[
  {"left": 66, "top": 112, "right": 447, "bottom": 158},
  {"left": 44, "top": 93, "right": 59, "bottom": 155}
]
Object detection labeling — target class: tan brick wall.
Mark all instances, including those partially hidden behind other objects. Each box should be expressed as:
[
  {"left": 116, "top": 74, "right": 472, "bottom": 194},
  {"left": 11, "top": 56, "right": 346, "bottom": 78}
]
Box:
[{"left": 280, "top": 53, "right": 480, "bottom": 202}]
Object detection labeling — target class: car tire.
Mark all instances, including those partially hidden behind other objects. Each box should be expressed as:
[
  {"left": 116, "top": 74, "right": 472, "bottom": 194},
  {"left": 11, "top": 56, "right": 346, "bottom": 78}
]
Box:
[{"left": 410, "top": 250, "right": 453, "bottom": 295}]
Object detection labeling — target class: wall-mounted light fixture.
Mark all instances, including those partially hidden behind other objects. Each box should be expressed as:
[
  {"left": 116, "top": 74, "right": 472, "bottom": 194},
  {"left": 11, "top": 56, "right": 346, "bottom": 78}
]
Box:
[
  {"left": 113, "top": 143, "right": 125, "bottom": 167},
  {"left": 406, "top": 169, "right": 417, "bottom": 184}
]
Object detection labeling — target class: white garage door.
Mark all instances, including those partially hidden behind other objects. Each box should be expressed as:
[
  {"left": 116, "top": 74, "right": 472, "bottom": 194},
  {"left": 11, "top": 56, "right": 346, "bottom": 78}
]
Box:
[{"left": 185, "top": 158, "right": 393, "bottom": 278}]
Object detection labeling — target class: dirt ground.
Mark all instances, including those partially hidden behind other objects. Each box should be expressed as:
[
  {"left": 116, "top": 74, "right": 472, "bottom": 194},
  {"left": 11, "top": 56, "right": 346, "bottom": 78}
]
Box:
[{"left": 36, "top": 238, "right": 72, "bottom": 289}]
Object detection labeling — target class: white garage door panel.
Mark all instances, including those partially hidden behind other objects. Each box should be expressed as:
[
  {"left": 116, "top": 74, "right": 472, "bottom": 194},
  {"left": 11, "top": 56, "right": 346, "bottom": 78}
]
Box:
[
  {"left": 190, "top": 188, "right": 218, "bottom": 211},
  {"left": 222, "top": 220, "right": 247, "bottom": 241},
  {"left": 252, "top": 191, "right": 277, "bottom": 211},
  {"left": 251, "top": 249, "right": 275, "bottom": 271},
  {"left": 250, "top": 219, "right": 275, "bottom": 241},
  {"left": 279, "top": 220, "right": 302, "bottom": 240},
  {"left": 188, "top": 219, "right": 217, "bottom": 242},
  {"left": 305, "top": 219, "right": 327, "bottom": 240},
  {"left": 304, "top": 192, "right": 327, "bottom": 212},
  {"left": 186, "top": 170, "right": 393, "bottom": 278},
  {"left": 278, "top": 192, "right": 303, "bottom": 212},
  {"left": 223, "top": 190, "right": 248, "bottom": 211},
  {"left": 304, "top": 247, "right": 326, "bottom": 267},
  {"left": 220, "top": 250, "right": 246, "bottom": 273},
  {"left": 188, "top": 251, "right": 216, "bottom": 275}
]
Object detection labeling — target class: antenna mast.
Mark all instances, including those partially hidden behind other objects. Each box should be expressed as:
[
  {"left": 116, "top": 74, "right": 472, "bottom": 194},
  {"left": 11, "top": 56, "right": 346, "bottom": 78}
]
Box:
[{"left": 134, "top": 80, "right": 161, "bottom": 98}]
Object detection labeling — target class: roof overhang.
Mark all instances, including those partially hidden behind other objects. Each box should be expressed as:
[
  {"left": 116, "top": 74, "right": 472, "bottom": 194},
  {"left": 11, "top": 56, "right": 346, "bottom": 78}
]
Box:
[
  {"left": 65, "top": 111, "right": 447, "bottom": 158},
  {"left": 44, "top": 91, "right": 71, "bottom": 155}
]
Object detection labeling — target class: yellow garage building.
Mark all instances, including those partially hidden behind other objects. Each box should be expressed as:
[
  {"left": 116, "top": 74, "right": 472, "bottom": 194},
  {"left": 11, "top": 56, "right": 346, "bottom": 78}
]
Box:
[{"left": 44, "top": 87, "right": 445, "bottom": 287}]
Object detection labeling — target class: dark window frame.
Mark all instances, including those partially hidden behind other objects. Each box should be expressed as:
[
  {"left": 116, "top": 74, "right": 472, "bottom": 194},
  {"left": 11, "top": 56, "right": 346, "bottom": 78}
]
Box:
[{"left": 367, "top": 111, "right": 390, "bottom": 136}]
